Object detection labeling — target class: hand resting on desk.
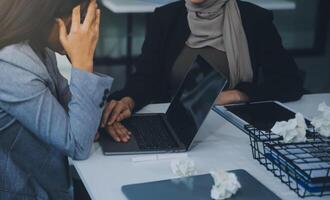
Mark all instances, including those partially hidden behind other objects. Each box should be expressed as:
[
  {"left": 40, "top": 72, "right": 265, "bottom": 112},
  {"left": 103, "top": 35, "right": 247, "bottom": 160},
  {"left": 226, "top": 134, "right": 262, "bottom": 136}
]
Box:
[{"left": 216, "top": 90, "right": 249, "bottom": 105}]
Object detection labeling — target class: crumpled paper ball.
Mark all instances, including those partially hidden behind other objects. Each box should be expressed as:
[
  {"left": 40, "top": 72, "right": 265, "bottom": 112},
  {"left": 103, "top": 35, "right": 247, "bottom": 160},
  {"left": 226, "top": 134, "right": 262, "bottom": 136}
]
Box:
[
  {"left": 271, "top": 113, "right": 307, "bottom": 143},
  {"left": 210, "top": 170, "right": 241, "bottom": 200},
  {"left": 170, "top": 159, "right": 198, "bottom": 177},
  {"left": 312, "top": 102, "right": 330, "bottom": 137}
]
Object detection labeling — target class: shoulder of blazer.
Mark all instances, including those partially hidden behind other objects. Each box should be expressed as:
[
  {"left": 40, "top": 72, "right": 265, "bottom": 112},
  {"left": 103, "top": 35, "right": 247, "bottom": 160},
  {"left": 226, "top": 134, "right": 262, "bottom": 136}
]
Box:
[
  {"left": 237, "top": 1, "right": 274, "bottom": 26},
  {"left": 154, "top": 0, "right": 186, "bottom": 16},
  {"left": 153, "top": 1, "right": 187, "bottom": 26},
  {"left": 0, "top": 43, "right": 50, "bottom": 79},
  {"left": 151, "top": 1, "right": 190, "bottom": 67}
]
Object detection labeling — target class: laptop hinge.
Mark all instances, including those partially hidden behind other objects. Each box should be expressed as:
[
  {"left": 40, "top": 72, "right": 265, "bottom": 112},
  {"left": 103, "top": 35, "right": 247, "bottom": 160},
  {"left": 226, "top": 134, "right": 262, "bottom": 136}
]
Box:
[{"left": 161, "top": 114, "right": 187, "bottom": 150}]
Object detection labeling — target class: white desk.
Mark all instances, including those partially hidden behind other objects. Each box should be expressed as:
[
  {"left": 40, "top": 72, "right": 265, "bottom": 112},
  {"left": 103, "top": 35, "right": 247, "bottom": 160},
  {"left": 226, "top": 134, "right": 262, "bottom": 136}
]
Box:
[
  {"left": 100, "top": 0, "right": 296, "bottom": 14},
  {"left": 73, "top": 93, "right": 330, "bottom": 200}
]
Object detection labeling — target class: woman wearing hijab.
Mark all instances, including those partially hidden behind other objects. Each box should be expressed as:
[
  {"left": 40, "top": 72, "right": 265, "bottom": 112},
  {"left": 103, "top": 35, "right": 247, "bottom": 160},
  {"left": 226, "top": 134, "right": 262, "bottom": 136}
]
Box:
[
  {"left": 102, "top": 0, "right": 304, "bottom": 142},
  {"left": 0, "top": 0, "right": 113, "bottom": 199}
]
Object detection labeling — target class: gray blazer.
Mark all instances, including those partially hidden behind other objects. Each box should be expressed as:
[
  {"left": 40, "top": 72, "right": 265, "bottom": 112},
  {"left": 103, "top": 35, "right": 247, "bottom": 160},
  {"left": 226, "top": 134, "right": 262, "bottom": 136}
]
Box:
[{"left": 0, "top": 43, "right": 113, "bottom": 199}]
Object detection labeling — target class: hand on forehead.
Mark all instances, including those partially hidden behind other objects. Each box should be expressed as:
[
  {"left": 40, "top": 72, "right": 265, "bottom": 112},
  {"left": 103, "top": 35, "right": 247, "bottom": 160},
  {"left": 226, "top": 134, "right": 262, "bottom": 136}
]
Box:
[{"left": 63, "top": 0, "right": 96, "bottom": 24}]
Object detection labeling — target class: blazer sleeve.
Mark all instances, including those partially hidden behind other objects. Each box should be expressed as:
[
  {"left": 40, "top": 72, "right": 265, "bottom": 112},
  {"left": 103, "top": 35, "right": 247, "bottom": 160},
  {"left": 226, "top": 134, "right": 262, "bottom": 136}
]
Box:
[
  {"left": 0, "top": 62, "right": 113, "bottom": 160},
  {"left": 110, "top": 9, "right": 163, "bottom": 110},
  {"left": 235, "top": 11, "right": 304, "bottom": 103},
  {"left": 54, "top": 68, "right": 72, "bottom": 110}
]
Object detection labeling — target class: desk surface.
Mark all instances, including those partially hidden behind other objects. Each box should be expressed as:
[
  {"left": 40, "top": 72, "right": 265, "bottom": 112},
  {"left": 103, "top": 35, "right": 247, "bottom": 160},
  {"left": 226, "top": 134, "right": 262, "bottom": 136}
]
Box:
[
  {"left": 101, "top": 0, "right": 296, "bottom": 14},
  {"left": 73, "top": 93, "right": 330, "bottom": 200}
]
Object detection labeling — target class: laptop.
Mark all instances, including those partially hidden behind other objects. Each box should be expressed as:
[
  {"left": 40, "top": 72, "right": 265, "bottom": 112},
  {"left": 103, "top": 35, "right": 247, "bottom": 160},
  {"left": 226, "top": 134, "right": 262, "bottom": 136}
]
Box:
[
  {"left": 122, "top": 169, "right": 281, "bottom": 200},
  {"left": 100, "top": 55, "right": 228, "bottom": 155}
]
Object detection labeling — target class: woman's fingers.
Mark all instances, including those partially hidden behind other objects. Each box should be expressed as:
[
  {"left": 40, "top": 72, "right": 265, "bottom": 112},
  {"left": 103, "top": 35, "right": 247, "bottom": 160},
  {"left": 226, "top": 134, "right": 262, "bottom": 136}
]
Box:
[
  {"left": 117, "top": 109, "right": 132, "bottom": 122},
  {"left": 93, "top": 9, "right": 101, "bottom": 47},
  {"left": 107, "top": 123, "right": 131, "bottom": 143},
  {"left": 107, "top": 126, "right": 120, "bottom": 142},
  {"left": 105, "top": 98, "right": 134, "bottom": 125},
  {"left": 83, "top": 0, "right": 97, "bottom": 29},
  {"left": 95, "top": 9, "right": 101, "bottom": 31},
  {"left": 113, "top": 124, "right": 127, "bottom": 142},
  {"left": 71, "top": 5, "right": 81, "bottom": 32},
  {"left": 116, "top": 123, "right": 131, "bottom": 136},
  {"left": 94, "top": 9, "right": 101, "bottom": 37},
  {"left": 115, "top": 123, "right": 131, "bottom": 142},
  {"left": 101, "top": 101, "right": 117, "bottom": 127},
  {"left": 61, "top": 1, "right": 99, "bottom": 73},
  {"left": 57, "top": 19, "right": 68, "bottom": 45},
  {"left": 108, "top": 103, "right": 125, "bottom": 125}
]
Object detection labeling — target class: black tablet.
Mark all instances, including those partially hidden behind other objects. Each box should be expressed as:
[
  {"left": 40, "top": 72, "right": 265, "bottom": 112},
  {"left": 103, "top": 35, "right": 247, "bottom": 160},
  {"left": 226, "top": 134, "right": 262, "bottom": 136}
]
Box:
[
  {"left": 214, "top": 101, "right": 310, "bottom": 132},
  {"left": 122, "top": 169, "right": 281, "bottom": 200}
]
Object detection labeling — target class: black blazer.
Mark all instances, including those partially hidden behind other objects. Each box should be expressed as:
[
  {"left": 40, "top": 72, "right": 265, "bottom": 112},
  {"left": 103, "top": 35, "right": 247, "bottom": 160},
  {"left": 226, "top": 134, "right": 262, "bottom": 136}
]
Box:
[{"left": 111, "top": 0, "right": 304, "bottom": 110}]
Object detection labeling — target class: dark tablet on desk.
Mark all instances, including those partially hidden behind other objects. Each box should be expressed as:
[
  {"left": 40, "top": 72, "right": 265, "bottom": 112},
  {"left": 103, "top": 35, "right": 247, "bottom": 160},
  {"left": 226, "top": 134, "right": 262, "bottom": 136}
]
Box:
[
  {"left": 122, "top": 169, "right": 281, "bottom": 200},
  {"left": 214, "top": 101, "right": 309, "bottom": 132}
]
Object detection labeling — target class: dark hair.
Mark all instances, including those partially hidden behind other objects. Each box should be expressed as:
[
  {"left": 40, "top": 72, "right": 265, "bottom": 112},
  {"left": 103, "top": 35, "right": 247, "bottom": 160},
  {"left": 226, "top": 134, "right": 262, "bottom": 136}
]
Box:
[{"left": 0, "top": 0, "right": 88, "bottom": 50}]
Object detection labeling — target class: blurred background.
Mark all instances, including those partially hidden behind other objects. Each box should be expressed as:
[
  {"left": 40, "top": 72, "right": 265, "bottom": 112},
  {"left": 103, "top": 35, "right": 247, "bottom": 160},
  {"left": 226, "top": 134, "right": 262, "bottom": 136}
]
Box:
[{"left": 57, "top": 0, "right": 330, "bottom": 95}]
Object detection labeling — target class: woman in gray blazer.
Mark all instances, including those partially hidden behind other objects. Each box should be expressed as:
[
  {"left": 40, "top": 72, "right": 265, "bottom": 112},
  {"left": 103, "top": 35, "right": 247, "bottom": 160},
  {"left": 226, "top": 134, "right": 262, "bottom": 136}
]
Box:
[{"left": 0, "top": 0, "right": 112, "bottom": 199}]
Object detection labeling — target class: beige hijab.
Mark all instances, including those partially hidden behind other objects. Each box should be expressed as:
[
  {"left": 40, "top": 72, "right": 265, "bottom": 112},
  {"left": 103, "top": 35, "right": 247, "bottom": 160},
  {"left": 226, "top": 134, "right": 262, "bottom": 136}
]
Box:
[{"left": 185, "top": 0, "right": 253, "bottom": 88}]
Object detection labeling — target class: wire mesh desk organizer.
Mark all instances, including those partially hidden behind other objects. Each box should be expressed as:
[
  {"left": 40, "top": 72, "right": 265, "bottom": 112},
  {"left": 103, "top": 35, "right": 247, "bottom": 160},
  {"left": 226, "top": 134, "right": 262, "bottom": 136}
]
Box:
[{"left": 244, "top": 123, "right": 330, "bottom": 198}]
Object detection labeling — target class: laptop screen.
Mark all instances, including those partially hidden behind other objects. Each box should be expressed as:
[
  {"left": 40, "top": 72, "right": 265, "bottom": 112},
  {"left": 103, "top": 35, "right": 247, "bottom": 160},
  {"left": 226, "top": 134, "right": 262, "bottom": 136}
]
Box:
[{"left": 166, "top": 56, "right": 227, "bottom": 148}]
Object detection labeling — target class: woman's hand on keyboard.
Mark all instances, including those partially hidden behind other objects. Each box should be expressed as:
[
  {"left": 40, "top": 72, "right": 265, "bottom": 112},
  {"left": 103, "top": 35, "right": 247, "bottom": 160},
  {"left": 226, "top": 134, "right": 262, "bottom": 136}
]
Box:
[
  {"left": 106, "top": 122, "right": 131, "bottom": 143},
  {"left": 101, "top": 97, "right": 135, "bottom": 128}
]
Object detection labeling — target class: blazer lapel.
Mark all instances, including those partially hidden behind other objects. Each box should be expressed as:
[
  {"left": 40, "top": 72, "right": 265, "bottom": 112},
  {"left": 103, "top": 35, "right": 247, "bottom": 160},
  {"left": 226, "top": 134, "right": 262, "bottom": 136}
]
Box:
[
  {"left": 165, "top": 7, "right": 191, "bottom": 73},
  {"left": 237, "top": 2, "right": 257, "bottom": 70}
]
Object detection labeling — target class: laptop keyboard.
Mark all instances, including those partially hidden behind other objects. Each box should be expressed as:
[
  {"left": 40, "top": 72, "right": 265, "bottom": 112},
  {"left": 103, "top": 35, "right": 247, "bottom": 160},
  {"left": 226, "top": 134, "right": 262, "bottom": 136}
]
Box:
[{"left": 122, "top": 115, "right": 179, "bottom": 151}]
